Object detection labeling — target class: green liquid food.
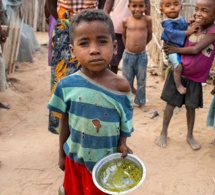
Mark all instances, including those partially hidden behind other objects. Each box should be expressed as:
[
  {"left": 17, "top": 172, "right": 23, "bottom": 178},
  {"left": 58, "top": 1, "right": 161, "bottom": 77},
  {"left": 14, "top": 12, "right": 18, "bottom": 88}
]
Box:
[{"left": 98, "top": 159, "right": 142, "bottom": 192}]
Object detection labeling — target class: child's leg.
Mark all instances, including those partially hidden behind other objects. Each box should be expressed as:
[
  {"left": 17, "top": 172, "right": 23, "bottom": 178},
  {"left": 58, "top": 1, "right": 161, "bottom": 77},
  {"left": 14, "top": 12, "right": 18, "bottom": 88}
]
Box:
[
  {"left": 156, "top": 103, "right": 175, "bottom": 148},
  {"left": 134, "top": 52, "right": 148, "bottom": 112},
  {"left": 174, "top": 63, "right": 186, "bottom": 94},
  {"left": 186, "top": 108, "right": 201, "bottom": 150},
  {"left": 122, "top": 52, "right": 135, "bottom": 92}
]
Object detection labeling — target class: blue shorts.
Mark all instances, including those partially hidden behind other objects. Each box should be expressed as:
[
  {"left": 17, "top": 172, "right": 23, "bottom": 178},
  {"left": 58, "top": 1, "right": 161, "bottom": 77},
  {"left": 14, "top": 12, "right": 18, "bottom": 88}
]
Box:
[{"left": 168, "top": 53, "right": 181, "bottom": 68}]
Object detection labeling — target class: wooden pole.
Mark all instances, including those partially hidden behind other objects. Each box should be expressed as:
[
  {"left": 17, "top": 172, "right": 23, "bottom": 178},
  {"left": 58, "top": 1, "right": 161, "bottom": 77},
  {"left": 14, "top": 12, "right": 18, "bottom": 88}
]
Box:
[{"left": 33, "top": 0, "right": 38, "bottom": 31}]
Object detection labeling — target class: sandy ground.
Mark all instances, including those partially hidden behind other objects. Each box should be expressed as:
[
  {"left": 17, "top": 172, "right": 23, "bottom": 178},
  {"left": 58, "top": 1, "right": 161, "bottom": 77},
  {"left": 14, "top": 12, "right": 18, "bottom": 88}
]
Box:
[{"left": 0, "top": 32, "right": 215, "bottom": 195}]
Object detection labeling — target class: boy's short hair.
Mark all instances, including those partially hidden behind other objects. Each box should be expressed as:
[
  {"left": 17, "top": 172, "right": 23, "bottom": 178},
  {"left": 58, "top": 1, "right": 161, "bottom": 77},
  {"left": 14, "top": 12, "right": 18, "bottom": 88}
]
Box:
[
  {"left": 69, "top": 9, "right": 115, "bottom": 44},
  {"left": 129, "top": 0, "right": 146, "bottom": 3}
]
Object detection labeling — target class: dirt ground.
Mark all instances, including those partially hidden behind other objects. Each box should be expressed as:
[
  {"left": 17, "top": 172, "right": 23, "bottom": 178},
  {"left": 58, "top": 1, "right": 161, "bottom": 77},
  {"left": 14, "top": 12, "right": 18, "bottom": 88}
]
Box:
[{"left": 0, "top": 32, "right": 215, "bottom": 195}]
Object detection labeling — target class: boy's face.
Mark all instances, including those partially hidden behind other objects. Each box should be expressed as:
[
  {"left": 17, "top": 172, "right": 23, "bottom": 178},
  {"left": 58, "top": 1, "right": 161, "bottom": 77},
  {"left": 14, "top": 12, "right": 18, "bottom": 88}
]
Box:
[
  {"left": 160, "top": 0, "right": 182, "bottom": 19},
  {"left": 128, "top": 0, "right": 146, "bottom": 19},
  {"left": 70, "top": 21, "right": 117, "bottom": 73},
  {"left": 194, "top": 0, "right": 215, "bottom": 27}
]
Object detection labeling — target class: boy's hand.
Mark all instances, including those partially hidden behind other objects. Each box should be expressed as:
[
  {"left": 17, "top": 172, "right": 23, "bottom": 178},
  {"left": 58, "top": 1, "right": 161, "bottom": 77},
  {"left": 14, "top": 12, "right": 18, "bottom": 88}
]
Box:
[
  {"left": 117, "top": 143, "right": 133, "bottom": 158},
  {"left": 58, "top": 156, "right": 65, "bottom": 171},
  {"left": 185, "top": 23, "right": 199, "bottom": 36},
  {"left": 163, "top": 42, "right": 176, "bottom": 55}
]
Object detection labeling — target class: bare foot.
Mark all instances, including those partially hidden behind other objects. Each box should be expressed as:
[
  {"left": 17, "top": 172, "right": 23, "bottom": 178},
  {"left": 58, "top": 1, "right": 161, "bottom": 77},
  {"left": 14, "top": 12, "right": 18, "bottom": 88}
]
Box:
[
  {"left": 132, "top": 87, "right": 136, "bottom": 94},
  {"left": 187, "top": 137, "right": 201, "bottom": 150},
  {"left": 139, "top": 105, "right": 149, "bottom": 112},
  {"left": 156, "top": 134, "right": 167, "bottom": 148},
  {"left": 0, "top": 102, "right": 10, "bottom": 109},
  {"left": 210, "top": 139, "right": 215, "bottom": 145},
  {"left": 176, "top": 85, "right": 187, "bottom": 94}
]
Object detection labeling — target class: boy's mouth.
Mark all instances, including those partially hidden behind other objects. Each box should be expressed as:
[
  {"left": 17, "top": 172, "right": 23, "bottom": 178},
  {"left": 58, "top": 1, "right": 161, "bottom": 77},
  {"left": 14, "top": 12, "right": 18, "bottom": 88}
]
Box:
[{"left": 90, "top": 59, "right": 104, "bottom": 63}]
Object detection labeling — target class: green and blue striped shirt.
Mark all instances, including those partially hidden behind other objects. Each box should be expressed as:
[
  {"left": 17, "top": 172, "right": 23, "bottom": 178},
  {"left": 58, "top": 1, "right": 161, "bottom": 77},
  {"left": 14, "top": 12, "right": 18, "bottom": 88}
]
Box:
[{"left": 47, "top": 70, "right": 134, "bottom": 172}]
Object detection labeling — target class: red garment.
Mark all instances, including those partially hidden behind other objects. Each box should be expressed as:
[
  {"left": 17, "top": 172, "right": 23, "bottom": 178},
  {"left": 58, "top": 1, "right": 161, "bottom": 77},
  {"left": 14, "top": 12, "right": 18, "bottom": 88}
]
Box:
[{"left": 63, "top": 156, "right": 106, "bottom": 195}]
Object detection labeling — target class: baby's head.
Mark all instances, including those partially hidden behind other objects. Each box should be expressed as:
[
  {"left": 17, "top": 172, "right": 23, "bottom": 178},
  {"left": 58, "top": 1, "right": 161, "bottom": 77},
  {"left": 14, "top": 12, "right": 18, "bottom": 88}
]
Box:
[
  {"left": 69, "top": 9, "right": 115, "bottom": 44},
  {"left": 160, "top": 0, "right": 182, "bottom": 19}
]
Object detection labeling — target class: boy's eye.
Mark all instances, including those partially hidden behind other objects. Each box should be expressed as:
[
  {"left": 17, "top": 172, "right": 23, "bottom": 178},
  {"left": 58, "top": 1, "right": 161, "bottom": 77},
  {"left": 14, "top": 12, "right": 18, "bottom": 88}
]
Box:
[
  {"left": 99, "top": 39, "right": 108, "bottom": 44},
  {"left": 79, "top": 41, "right": 88, "bottom": 46}
]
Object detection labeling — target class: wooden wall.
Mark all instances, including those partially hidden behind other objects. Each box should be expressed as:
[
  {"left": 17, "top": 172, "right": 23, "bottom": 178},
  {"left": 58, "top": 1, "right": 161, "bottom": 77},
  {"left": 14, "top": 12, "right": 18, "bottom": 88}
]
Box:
[{"left": 21, "top": 0, "right": 47, "bottom": 32}]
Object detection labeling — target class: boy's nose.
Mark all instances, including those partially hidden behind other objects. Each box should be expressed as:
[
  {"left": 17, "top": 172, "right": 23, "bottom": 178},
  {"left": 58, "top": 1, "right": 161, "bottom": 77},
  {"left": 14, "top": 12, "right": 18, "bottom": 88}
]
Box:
[{"left": 90, "top": 43, "right": 100, "bottom": 54}]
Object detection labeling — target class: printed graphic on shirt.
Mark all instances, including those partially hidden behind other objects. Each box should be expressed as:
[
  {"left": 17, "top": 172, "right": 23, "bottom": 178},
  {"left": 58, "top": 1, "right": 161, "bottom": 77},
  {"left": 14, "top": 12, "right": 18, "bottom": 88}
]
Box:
[{"left": 189, "top": 33, "right": 213, "bottom": 57}]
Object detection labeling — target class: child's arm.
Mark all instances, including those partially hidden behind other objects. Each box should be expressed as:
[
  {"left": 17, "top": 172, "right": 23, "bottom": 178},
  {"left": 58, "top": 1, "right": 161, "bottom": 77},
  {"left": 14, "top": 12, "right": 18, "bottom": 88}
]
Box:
[
  {"left": 146, "top": 16, "right": 152, "bottom": 44},
  {"left": 58, "top": 113, "right": 70, "bottom": 171},
  {"left": 122, "top": 18, "right": 128, "bottom": 46},
  {"left": 98, "top": 0, "right": 106, "bottom": 9},
  {"left": 103, "top": 0, "right": 114, "bottom": 14},
  {"left": 164, "top": 33, "right": 215, "bottom": 55},
  {"left": 46, "top": 0, "right": 58, "bottom": 20},
  {"left": 162, "top": 22, "right": 197, "bottom": 46}
]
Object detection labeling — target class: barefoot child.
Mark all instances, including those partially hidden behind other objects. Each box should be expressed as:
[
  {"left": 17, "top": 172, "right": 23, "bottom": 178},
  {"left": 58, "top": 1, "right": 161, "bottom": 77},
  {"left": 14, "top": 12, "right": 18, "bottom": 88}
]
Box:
[
  {"left": 207, "top": 73, "right": 215, "bottom": 144},
  {"left": 47, "top": 10, "right": 134, "bottom": 194},
  {"left": 156, "top": 0, "right": 215, "bottom": 150},
  {"left": 122, "top": 0, "right": 152, "bottom": 112},
  {"left": 160, "top": 0, "right": 197, "bottom": 94}
]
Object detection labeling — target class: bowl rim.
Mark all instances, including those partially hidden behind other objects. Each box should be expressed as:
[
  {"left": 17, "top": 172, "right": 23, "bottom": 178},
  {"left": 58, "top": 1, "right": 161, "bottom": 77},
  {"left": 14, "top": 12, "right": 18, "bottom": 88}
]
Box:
[{"left": 92, "top": 153, "right": 146, "bottom": 195}]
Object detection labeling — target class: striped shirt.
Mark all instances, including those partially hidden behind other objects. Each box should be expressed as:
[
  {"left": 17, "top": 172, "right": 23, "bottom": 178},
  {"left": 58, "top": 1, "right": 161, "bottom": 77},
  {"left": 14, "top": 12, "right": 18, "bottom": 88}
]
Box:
[
  {"left": 47, "top": 70, "right": 134, "bottom": 172},
  {"left": 57, "top": 0, "right": 99, "bottom": 17}
]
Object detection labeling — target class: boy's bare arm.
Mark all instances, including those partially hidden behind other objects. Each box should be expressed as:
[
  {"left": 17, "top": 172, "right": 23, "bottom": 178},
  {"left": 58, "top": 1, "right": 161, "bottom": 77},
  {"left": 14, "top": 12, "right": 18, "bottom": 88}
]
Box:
[
  {"left": 122, "top": 18, "right": 127, "bottom": 46},
  {"left": 103, "top": 0, "right": 114, "bottom": 14},
  {"left": 146, "top": 16, "right": 152, "bottom": 44},
  {"left": 46, "top": 0, "right": 58, "bottom": 20},
  {"left": 98, "top": 0, "right": 106, "bottom": 9},
  {"left": 58, "top": 113, "right": 70, "bottom": 171},
  {"left": 164, "top": 33, "right": 215, "bottom": 55}
]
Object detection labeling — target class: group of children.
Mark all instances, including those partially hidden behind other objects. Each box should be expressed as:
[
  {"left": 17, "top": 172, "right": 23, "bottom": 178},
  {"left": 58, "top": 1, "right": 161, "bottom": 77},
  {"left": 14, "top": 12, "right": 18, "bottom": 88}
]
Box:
[{"left": 47, "top": 0, "right": 215, "bottom": 194}]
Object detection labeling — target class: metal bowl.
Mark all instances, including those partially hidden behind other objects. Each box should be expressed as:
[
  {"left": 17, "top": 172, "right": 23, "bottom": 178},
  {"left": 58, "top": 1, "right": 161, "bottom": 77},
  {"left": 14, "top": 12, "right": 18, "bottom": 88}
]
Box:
[{"left": 92, "top": 153, "right": 146, "bottom": 195}]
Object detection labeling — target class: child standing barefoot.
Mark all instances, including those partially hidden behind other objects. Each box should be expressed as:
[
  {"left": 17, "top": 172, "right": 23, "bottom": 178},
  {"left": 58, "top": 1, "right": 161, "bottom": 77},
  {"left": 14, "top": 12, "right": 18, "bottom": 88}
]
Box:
[
  {"left": 207, "top": 73, "right": 215, "bottom": 144},
  {"left": 122, "top": 0, "right": 152, "bottom": 112},
  {"left": 48, "top": 10, "right": 134, "bottom": 194},
  {"left": 157, "top": 0, "right": 215, "bottom": 150}
]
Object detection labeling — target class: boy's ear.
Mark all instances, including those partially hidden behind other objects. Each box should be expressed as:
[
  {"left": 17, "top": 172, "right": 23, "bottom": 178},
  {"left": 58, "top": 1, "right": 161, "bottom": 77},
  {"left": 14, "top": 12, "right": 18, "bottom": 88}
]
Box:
[
  {"left": 69, "top": 44, "right": 76, "bottom": 58},
  {"left": 113, "top": 40, "right": 118, "bottom": 55},
  {"left": 160, "top": 8, "right": 163, "bottom": 16}
]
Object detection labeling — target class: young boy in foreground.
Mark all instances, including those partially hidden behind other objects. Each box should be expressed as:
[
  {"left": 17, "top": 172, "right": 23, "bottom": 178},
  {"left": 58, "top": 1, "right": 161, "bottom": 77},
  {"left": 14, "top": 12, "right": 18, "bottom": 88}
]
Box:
[{"left": 48, "top": 9, "right": 134, "bottom": 194}]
